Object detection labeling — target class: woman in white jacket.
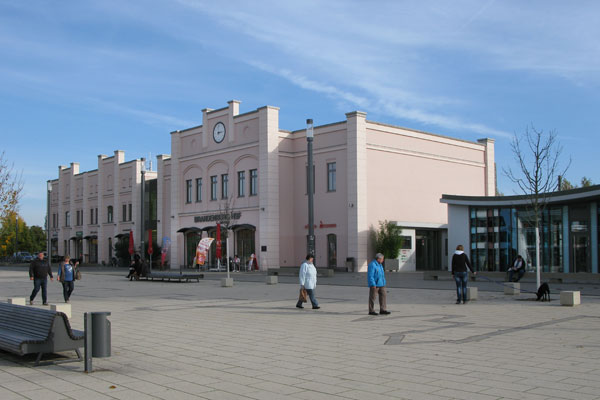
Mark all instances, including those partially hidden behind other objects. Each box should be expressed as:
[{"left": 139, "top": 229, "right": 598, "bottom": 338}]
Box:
[{"left": 296, "top": 254, "right": 320, "bottom": 309}]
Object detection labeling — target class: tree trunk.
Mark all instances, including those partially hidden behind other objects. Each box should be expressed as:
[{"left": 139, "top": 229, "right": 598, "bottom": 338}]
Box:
[{"left": 535, "top": 225, "right": 541, "bottom": 289}]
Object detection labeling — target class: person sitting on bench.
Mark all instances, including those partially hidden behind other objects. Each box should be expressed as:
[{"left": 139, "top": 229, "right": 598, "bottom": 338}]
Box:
[{"left": 508, "top": 255, "right": 526, "bottom": 282}]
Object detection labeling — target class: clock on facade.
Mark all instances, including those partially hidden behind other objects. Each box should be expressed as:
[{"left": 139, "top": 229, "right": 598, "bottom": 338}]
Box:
[{"left": 213, "top": 122, "right": 226, "bottom": 143}]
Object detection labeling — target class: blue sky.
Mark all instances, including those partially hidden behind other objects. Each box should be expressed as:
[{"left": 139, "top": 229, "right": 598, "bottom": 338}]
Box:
[{"left": 1, "top": 0, "right": 599, "bottom": 227}]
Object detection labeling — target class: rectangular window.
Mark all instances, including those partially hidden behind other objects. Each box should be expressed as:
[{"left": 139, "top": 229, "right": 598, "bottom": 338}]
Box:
[
  {"left": 107, "top": 206, "right": 113, "bottom": 223},
  {"left": 250, "top": 169, "right": 258, "bottom": 196},
  {"left": 221, "top": 174, "right": 229, "bottom": 199},
  {"left": 196, "top": 178, "right": 202, "bottom": 202},
  {"left": 185, "top": 179, "right": 192, "bottom": 203},
  {"left": 128, "top": 203, "right": 132, "bottom": 222},
  {"left": 65, "top": 211, "right": 70, "bottom": 227},
  {"left": 122, "top": 204, "right": 127, "bottom": 222},
  {"left": 327, "top": 162, "right": 336, "bottom": 192},
  {"left": 90, "top": 208, "right": 94, "bottom": 225},
  {"left": 210, "top": 176, "right": 218, "bottom": 200},
  {"left": 95, "top": 208, "right": 98, "bottom": 225},
  {"left": 237, "top": 171, "right": 245, "bottom": 197}
]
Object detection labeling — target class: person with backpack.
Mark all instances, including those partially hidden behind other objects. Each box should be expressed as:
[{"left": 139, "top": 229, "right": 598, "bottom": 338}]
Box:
[{"left": 57, "top": 255, "right": 78, "bottom": 303}]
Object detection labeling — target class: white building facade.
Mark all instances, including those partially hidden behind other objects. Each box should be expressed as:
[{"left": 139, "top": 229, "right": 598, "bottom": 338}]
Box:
[{"left": 49, "top": 100, "right": 495, "bottom": 272}]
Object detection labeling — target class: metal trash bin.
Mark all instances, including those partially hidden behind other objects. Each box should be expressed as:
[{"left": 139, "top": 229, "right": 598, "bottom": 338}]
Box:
[{"left": 91, "top": 312, "right": 111, "bottom": 357}]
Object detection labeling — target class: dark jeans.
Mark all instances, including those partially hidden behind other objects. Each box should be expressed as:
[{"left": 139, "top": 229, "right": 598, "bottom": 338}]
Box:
[
  {"left": 62, "top": 281, "right": 74, "bottom": 302},
  {"left": 296, "top": 288, "right": 319, "bottom": 307},
  {"left": 454, "top": 271, "right": 468, "bottom": 301},
  {"left": 30, "top": 278, "right": 48, "bottom": 304},
  {"left": 508, "top": 269, "right": 525, "bottom": 282}
]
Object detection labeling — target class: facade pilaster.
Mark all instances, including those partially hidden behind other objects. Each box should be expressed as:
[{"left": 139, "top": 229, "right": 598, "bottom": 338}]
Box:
[
  {"left": 346, "top": 111, "right": 368, "bottom": 272},
  {"left": 227, "top": 100, "right": 240, "bottom": 144},
  {"left": 169, "top": 133, "right": 181, "bottom": 268},
  {"left": 257, "top": 106, "right": 280, "bottom": 270},
  {"left": 97, "top": 154, "right": 107, "bottom": 263},
  {"left": 477, "top": 138, "right": 496, "bottom": 196}
]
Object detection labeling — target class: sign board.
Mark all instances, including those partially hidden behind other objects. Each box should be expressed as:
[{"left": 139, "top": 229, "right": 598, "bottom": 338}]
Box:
[{"left": 194, "top": 212, "right": 241, "bottom": 223}]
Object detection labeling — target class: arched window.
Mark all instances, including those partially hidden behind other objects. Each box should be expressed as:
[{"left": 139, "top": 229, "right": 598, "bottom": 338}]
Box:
[{"left": 107, "top": 206, "right": 113, "bottom": 223}]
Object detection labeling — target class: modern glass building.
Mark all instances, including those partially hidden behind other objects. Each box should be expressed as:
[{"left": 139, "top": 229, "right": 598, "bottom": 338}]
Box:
[{"left": 441, "top": 185, "right": 600, "bottom": 274}]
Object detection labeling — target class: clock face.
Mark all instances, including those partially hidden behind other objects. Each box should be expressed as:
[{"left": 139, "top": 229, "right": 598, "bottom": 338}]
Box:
[{"left": 213, "top": 122, "right": 226, "bottom": 143}]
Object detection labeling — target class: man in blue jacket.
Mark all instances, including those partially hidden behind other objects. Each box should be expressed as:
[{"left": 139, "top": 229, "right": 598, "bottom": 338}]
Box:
[{"left": 368, "top": 253, "right": 390, "bottom": 315}]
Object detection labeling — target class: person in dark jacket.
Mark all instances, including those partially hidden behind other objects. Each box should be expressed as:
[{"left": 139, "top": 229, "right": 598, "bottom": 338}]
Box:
[
  {"left": 29, "top": 252, "right": 53, "bottom": 305},
  {"left": 451, "top": 245, "right": 475, "bottom": 304},
  {"left": 507, "top": 255, "right": 526, "bottom": 282}
]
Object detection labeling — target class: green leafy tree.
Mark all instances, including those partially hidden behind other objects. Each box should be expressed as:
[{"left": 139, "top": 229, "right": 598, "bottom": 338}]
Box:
[
  {"left": 0, "top": 152, "right": 23, "bottom": 221},
  {"left": 371, "top": 220, "right": 403, "bottom": 260}
]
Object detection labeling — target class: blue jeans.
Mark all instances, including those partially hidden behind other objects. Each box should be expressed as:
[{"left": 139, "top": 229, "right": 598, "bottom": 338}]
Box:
[
  {"left": 30, "top": 278, "right": 48, "bottom": 304},
  {"left": 454, "top": 272, "right": 468, "bottom": 301},
  {"left": 508, "top": 269, "right": 525, "bottom": 282},
  {"left": 297, "top": 288, "right": 319, "bottom": 307}
]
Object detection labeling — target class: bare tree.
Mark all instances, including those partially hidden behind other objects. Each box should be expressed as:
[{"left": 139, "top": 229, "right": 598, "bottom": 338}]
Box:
[
  {"left": 216, "top": 196, "right": 238, "bottom": 276},
  {"left": 0, "top": 152, "right": 23, "bottom": 221},
  {"left": 504, "top": 125, "right": 570, "bottom": 288}
]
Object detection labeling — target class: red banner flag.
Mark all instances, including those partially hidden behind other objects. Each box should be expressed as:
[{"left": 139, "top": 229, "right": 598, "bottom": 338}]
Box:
[
  {"left": 216, "top": 223, "right": 221, "bottom": 260},
  {"left": 128, "top": 230, "right": 134, "bottom": 255},
  {"left": 148, "top": 229, "right": 153, "bottom": 255}
]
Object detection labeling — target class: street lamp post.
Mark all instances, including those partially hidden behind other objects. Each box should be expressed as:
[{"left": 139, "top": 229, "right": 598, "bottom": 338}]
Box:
[
  {"left": 306, "top": 119, "right": 315, "bottom": 257},
  {"left": 140, "top": 158, "right": 146, "bottom": 266},
  {"left": 47, "top": 181, "right": 52, "bottom": 268}
]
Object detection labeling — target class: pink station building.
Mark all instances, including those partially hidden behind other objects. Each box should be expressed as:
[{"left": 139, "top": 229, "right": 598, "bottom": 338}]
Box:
[{"left": 48, "top": 100, "right": 495, "bottom": 272}]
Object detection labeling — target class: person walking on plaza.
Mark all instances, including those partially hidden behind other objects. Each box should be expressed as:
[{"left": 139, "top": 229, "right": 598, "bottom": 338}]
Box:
[
  {"left": 451, "top": 244, "right": 476, "bottom": 304},
  {"left": 57, "top": 255, "right": 77, "bottom": 303},
  {"left": 368, "top": 253, "right": 390, "bottom": 315},
  {"left": 296, "top": 254, "right": 320, "bottom": 309},
  {"left": 29, "top": 252, "right": 53, "bottom": 305}
]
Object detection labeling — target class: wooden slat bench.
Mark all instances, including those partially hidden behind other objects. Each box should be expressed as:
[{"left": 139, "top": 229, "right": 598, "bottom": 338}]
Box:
[
  {"left": 0, "top": 302, "right": 83, "bottom": 365},
  {"left": 138, "top": 272, "right": 204, "bottom": 282}
]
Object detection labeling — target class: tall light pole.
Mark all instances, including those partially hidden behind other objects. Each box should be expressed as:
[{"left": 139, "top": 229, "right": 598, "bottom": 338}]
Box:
[
  {"left": 306, "top": 119, "right": 315, "bottom": 257},
  {"left": 47, "top": 181, "right": 52, "bottom": 267},
  {"left": 140, "top": 158, "right": 146, "bottom": 263}
]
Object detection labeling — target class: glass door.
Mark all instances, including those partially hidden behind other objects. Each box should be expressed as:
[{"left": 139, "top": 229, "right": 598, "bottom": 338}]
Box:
[{"left": 572, "top": 233, "right": 590, "bottom": 273}]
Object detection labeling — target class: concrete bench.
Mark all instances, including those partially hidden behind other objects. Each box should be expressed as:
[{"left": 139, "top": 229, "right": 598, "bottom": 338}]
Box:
[
  {"left": 266, "top": 276, "right": 278, "bottom": 285},
  {"left": 7, "top": 298, "right": 26, "bottom": 305},
  {"left": 504, "top": 282, "right": 520, "bottom": 295},
  {"left": 0, "top": 302, "right": 83, "bottom": 365},
  {"left": 560, "top": 291, "right": 581, "bottom": 306},
  {"left": 50, "top": 304, "right": 71, "bottom": 319},
  {"left": 466, "top": 287, "right": 478, "bottom": 301}
]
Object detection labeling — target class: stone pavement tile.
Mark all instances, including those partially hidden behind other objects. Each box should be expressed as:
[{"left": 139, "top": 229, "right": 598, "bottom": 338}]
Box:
[
  {"left": 0, "top": 371, "right": 23, "bottom": 383},
  {"left": 527, "top": 387, "right": 597, "bottom": 400},
  {"left": 0, "top": 387, "right": 27, "bottom": 400},
  {"left": 417, "top": 371, "right": 477, "bottom": 384},
  {"left": 336, "top": 380, "right": 396, "bottom": 394},
  {"left": 206, "top": 381, "right": 261, "bottom": 396},
  {"left": 573, "top": 386, "right": 600, "bottom": 396},
  {"left": 339, "top": 389, "right": 406, "bottom": 400},
  {"left": 430, "top": 388, "right": 500, "bottom": 400},
  {"left": 292, "top": 390, "right": 349, "bottom": 400},
  {"left": 37, "top": 379, "right": 84, "bottom": 393},
  {"left": 380, "top": 388, "right": 453, "bottom": 400},
  {"left": 121, "top": 380, "right": 174, "bottom": 395},
  {"left": 154, "top": 388, "right": 211, "bottom": 400},
  {"left": 249, "top": 381, "right": 306, "bottom": 395},
  {"left": 199, "top": 390, "right": 255, "bottom": 400},
  {"left": 480, "top": 387, "right": 549, "bottom": 400},
  {"left": 380, "top": 380, "right": 438, "bottom": 393},
  {"left": 18, "top": 388, "right": 67, "bottom": 400},
  {"left": 175, "top": 374, "right": 221, "bottom": 386},
  {"left": 60, "top": 388, "right": 116, "bottom": 400},
  {"left": 162, "top": 380, "right": 214, "bottom": 395},
  {"left": 244, "top": 390, "right": 306, "bottom": 400},
  {"left": 107, "top": 389, "right": 164, "bottom": 400},
  {"left": 1, "top": 379, "right": 43, "bottom": 393},
  {"left": 254, "top": 373, "right": 305, "bottom": 386},
  {"left": 292, "top": 380, "right": 351, "bottom": 395},
  {"left": 428, "top": 379, "right": 491, "bottom": 393}
]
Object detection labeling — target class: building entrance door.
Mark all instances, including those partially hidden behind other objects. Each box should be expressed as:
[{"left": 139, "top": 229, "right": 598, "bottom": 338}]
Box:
[
  {"left": 415, "top": 230, "right": 441, "bottom": 270},
  {"left": 572, "top": 233, "right": 590, "bottom": 273},
  {"left": 235, "top": 229, "right": 255, "bottom": 270}
]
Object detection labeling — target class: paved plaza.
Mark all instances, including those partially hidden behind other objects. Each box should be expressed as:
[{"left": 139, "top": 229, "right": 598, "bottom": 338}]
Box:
[{"left": 1, "top": 267, "right": 600, "bottom": 400}]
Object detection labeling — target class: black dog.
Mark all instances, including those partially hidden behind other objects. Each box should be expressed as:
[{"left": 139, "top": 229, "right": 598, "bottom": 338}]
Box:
[{"left": 536, "top": 283, "right": 550, "bottom": 301}]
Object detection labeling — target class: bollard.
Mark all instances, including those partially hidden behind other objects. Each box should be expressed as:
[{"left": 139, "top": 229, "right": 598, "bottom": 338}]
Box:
[
  {"left": 221, "top": 278, "right": 234, "bottom": 287},
  {"left": 466, "top": 287, "right": 478, "bottom": 301},
  {"left": 504, "top": 282, "right": 520, "bottom": 295},
  {"left": 266, "top": 276, "right": 278, "bottom": 285}
]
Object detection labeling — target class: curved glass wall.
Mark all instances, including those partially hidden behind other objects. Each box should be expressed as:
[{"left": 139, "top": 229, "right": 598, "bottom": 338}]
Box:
[{"left": 470, "top": 206, "right": 563, "bottom": 272}]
